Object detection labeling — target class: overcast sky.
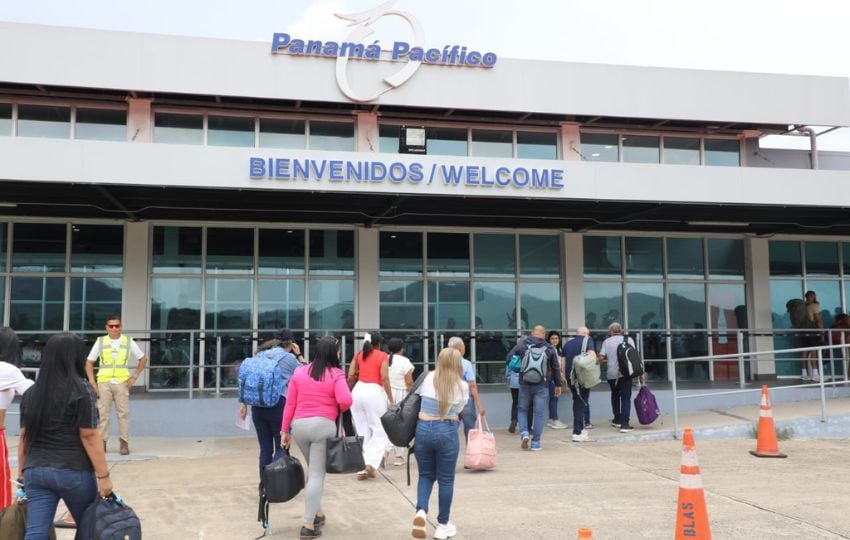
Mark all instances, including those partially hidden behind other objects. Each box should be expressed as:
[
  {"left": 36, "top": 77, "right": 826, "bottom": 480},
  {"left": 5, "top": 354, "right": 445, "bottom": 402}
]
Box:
[{"left": 3, "top": 0, "right": 849, "bottom": 149}]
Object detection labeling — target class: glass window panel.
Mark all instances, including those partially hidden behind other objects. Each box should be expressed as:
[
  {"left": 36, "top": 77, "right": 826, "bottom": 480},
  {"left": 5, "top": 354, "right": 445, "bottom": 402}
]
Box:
[
  {"left": 207, "top": 115, "right": 254, "bottom": 147},
  {"left": 428, "top": 281, "right": 470, "bottom": 330},
  {"left": 71, "top": 224, "right": 123, "bottom": 273},
  {"left": 13, "top": 223, "right": 66, "bottom": 272},
  {"left": 805, "top": 241, "right": 839, "bottom": 276},
  {"left": 581, "top": 133, "right": 619, "bottom": 162},
  {"left": 663, "top": 137, "right": 700, "bottom": 165},
  {"left": 70, "top": 277, "right": 123, "bottom": 331},
  {"left": 583, "top": 236, "right": 622, "bottom": 277},
  {"left": 806, "top": 280, "right": 840, "bottom": 329},
  {"left": 427, "top": 233, "right": 469, "bottom": 276},
  {"left": 150, "top": 278, "right": 202, "bottom": 330},
  {"left": 843, "top": 243, "right": 850, "bottom": 275},
  {"left": 704, "top": 139, "right": 740, "bottom": 166},
  {"left": 667, "top": 238, "right": 704, "bottom": 279},
  {"left": 205, "top": 279, "right": 253, "bottom": 330},
  {"left": 517, "top": 131, "right": 557, "bottom": 160},
  {"left": 471, "top": 130, "right": 512, "bottom": 158},
  {"left": 153, "top": 113, "right": 203, "bottom": 145},
  {"left": 770, "top": 279, "right": 803, "bottom": 329},
  {"left": 258, "top": 279, "right": 305, "bottom": 331},
  {"left": 583, "top": 282, "right": 623, "bottom": 339},
  {"left": 626, "top": 282, "right": 665, "bottom": 331},
  {"left": 75, "top": 108, "right": 127, "bottom": 141},
  {"left": 426, "top": 127, "right": 467, "bottom": 156},
  {"left": 309, "top": 279, "right": 354, "bottom": 329},
  {"left": 625, "top": 237, "right": 663, "bottom": 277},
  {"left": 473, "top": 234, "right": 515, "bottom": 278},
  {"left": 17, "top": 105, "right": 70, "bottom": 139},
  {"left": 379, "top": 124, "right": 399, "bottom": 154},
  {"left": 708, "top": 283, "right": 748, "bottom": 345},
  {"left": 259, "top": 119, "right": 306, "bottom": 149},
  {"left": 10, "top": 277, "right": 65, "bottom": 331},
  {"left": 0, "top": 104, "right": 10, "bottom": 136},
  {"left": 0, "top": 223, "right": 6, "bottom": 272},
  {"left": 622, "top": 135, "right": 659, "bottom": 163},
  {"left": 520, "top": 282, "right": 561, "bottom": 331},
  {"left": 669, "top": 283, "right": 706, "bottom": 340},
  {"left": 206, "top": 228, "right": 254, "bottom": 274},
  {"left": 380, "top": 281, "right": 423, "bottom": 330},
  {"left": 309, "top": 121, "right": 355, "bottom": 151},
  {"left": 380, "top": 232, "right": 422, "bottom": 276},
  {"left": 152, "top": 226, "right": 202, "bottom": 274},
  {"left": 258, "top": 229, "right": 305, "bottom": 275},
  {"left": 474, "top": 282, "right": 516, "bottom": 330},
  {"left": 769, "top": 240, "right": 802, "bottom": 276},
  {"left": 0, "top": 277, "right": 4, "bottom": 325},
  {"left": 519, "top": 235, "right": 560, "bottom": 278},
  {"left": 708, "top": 239, "right": 744, "bottom": 280},
  {"left": 309, "top": 230, "right": 354, "bottom": 275}
]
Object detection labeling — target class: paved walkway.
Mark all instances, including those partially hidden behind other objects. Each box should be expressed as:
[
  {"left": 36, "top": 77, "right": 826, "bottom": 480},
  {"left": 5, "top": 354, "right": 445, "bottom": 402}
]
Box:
[{"left": 7, "top": 397, "right": 850, "bottom": 539}]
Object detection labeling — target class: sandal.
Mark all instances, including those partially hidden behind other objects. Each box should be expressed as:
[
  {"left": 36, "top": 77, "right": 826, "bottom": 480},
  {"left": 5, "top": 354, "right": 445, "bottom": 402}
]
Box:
[{"left": 357, "top": 470, "right": 369, "bottom": 481}]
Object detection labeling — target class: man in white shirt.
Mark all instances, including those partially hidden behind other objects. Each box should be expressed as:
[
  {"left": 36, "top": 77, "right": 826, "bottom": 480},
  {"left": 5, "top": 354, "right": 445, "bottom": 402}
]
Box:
[{"left": 85, "top": 315, "right": 147, "bottom": 455}]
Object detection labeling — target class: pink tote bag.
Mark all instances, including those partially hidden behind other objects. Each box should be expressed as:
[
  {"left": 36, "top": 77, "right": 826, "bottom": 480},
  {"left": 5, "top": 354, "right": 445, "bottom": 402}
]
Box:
[{"left": 463, "top": 415, "right": 497, "bottom": 470}]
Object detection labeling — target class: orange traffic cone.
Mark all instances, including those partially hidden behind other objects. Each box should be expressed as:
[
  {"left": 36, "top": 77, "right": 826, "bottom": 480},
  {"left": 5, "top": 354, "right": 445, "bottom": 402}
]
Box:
[
  {"left": 675, "top": 428, "right": 711, "bottom": 540},
  {"left": 577, "top": 528, "right": 594, "bottom": 539},
  {"left": 749, "top": 385, "right": 787, "bottom": 458}
]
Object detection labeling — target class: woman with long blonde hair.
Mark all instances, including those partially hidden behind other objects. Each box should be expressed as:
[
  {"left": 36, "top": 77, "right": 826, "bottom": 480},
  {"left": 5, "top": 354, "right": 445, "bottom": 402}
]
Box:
[{"left": 410, "top": 347, "right": 468, "bottom": 540}]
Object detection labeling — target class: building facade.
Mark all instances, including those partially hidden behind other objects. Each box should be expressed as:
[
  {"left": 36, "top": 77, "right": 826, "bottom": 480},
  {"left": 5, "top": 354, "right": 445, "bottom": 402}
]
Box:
[{"left": 1, "top": 21, "right": 849, "bottom": 390}]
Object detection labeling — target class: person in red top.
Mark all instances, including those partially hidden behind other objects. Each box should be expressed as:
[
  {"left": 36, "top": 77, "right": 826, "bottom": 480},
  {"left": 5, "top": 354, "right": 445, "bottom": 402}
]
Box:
[
  {"left": 347, "top": 331, "right": 394, "bottom": 480},
  {"left": 281, "top": 336, "right": 352, "bottom": 539}
]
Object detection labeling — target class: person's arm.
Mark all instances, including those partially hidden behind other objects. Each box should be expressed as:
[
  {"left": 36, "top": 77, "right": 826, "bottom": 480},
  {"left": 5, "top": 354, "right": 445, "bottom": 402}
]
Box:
[
  {"left": 403, "top": 369, "right": 414, "bottom": 393},
  {"left": 347, "top": 353, "right": 359, "bottom": 386},
  {"left": 550, "top": 351, "right": 562, "bottom": 396},
  {"left": 125, "top": 355, "right": 147, "bottom": 390},
  {"left": 380, "top": 360, "right": 394, "bottom": 405},
  {"left": 16, "top": 428, "right": 26, "bottom": 486},
  {"left": 85, "top": 361, "right": 98, "bottom": 396},
  {"left": 334, "top": 370, "right": 354, "bottom": 412},
  {"left": 280, "top": 376, "right": 299, "bottom": 449},
  {"left": 80, "top": 427, "right": 113, "bottom": 497}
]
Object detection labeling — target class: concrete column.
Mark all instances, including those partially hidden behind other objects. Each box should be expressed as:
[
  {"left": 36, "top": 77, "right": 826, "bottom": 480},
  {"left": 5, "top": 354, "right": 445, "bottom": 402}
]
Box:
[
  {"left": 123, "top": 222, "right": 151, "bottom": 387},
  {"left": 560, "top": 122, "right": 581, "bottom": 161},
  {"left": 127, "top": 98, "right": 152, "bottom": 143},
  {"left": 746, "top": 236, "right": 776, "bottom": 379},
  {"left": 356, "top": 227, "right": 379, "bottom": 331},
  {"left": 355, "top": 111, "right": 379, "bottom": 153},
  {"left": 563, "top": 232, "right": 585, "bottom": 331}
]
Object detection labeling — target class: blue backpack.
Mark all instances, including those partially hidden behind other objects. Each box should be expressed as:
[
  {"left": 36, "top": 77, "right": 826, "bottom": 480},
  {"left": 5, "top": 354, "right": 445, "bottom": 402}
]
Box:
[{"left": 238, "top": 348, "right": 285, "bottom": 408}]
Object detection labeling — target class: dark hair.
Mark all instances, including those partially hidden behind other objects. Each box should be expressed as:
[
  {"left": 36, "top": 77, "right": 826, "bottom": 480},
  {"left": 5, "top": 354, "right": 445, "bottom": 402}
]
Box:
[
  {"left": 386, "top": 337, "right": 404, "bottom": 367},
  {"left": 0, "top": 327, "right": 21, "bottom": 367},
  {"left": 310, "top": 336, "right": 341, "bottom": 381},
  {"left": 546, "top": 330, "right": 561, "bottom": 344},
  {"left": 805, "top": 290, "right": 817, "bottom": 299},
  {"left": 105, "top": 314, "right": 121, "bottom": 323},
  {"left": 361, "top": 331, "right": 384, "bottom": 359},
  {"left": 22, "top": 333, "right": 89, "bottom": 452}
]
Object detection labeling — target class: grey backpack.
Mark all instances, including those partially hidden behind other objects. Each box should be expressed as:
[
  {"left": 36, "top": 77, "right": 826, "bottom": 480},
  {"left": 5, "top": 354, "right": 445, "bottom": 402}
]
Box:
[{"left": 571, "top": 336, "right": 601, "bottom": 389}]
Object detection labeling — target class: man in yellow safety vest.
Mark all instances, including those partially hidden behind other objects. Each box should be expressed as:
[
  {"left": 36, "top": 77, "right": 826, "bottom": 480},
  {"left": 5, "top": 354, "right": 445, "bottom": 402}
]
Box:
[{"left": 85, "top": 314, "right": 147, "bottom": 456}]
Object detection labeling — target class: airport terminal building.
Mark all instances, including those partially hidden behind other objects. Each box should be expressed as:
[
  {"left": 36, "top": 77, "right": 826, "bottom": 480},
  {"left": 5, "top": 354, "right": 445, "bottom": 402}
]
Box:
[{"left": 1, "top": 20, "right": 849, "bottom": 392}]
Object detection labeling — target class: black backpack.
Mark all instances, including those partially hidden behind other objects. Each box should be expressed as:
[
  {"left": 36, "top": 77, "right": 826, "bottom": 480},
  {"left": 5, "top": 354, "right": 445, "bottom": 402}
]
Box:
[
  {"left": 616, "top": 335, "right": 644, "bottom": 379},
  {"left": 381, "top": 371, "right": 428, "bottom": 486},
  {"left": 78, "top": 493, "right": 141, "bottom": 540}
]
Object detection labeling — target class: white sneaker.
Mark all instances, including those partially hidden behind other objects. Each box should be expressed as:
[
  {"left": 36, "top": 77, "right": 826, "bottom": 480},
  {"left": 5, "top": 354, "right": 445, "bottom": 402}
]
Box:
[
  {"left": 572, "top": 432, "right": 590, "bottom": 442},
  {"left": 546, "top": 420, "right": 554, "bottom": 428},
  {"left": 412, "top": 510, "right": 427, "bottom": 539},
  {"left": 434, "top": 522, "right": 457, "bottom": 539},
  {"left": 550, "top": 420, "right": 568, "bottom": 430}
]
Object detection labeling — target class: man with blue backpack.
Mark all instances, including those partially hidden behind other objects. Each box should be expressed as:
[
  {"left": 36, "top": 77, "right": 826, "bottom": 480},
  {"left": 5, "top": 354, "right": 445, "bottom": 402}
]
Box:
[
  {"left": 238, "top": 329, "right": 304, "bottom": 494},
  {"left": 505, "top": 325, "right": 561, "bottom": 451}
]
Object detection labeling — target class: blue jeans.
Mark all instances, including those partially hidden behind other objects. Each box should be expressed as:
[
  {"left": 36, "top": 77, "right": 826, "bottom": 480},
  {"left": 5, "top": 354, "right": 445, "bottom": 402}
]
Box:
[
  {"left": 459, "top": 398, "right": 477, "bottom": 441},
  {"left": 547, "top": 380, "right": 559, "bottom": 420},
  {"left": 414, "top": 419, "right": 461, "bottom": 525},
  {"left": 570, "top": 384, "right": 591, "bottom": 435},
  {"left": 24, "top": 467, "right": 97, "bottom": 540},
  {"left": 609, "top": 378, "right": 633, "bottom": 426},
  {"left": 518, "top": 383, "right": 548, "bottom": 443},
  {"left": 252, "top": 396, "right": 285, "bottom": 485}
]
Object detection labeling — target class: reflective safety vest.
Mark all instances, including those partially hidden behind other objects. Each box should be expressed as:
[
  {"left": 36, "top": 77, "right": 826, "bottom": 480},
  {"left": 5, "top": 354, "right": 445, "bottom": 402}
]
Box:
[{"left": 96, "top": 335, "right": 132, "bottom": 383}]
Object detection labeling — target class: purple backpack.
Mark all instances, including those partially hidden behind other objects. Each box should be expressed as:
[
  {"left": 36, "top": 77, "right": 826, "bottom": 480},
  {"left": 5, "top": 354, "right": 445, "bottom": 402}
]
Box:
[{"left": 633, "top": 384, "right": 660, "bottom": 425}]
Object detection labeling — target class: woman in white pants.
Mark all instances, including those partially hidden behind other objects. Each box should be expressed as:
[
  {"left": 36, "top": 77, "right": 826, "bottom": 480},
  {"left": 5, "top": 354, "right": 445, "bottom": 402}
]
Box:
[
  {"left": 386, "top": 338, "right": 414, "bottom": 466},
  {"left": 347, "top": 331, "right": 394, "bottom": 480}
]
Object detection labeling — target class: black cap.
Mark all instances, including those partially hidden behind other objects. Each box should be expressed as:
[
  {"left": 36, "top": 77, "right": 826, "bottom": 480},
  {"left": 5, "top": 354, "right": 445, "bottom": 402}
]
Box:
[{"left": 277, "top": 329, "right": 295, "bottom": 342}]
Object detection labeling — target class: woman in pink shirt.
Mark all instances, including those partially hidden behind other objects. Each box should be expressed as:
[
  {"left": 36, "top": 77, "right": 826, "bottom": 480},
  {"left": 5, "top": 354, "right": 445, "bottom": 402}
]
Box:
[{"left": 281, "top": 336, "right": 353, "bottom": 539}]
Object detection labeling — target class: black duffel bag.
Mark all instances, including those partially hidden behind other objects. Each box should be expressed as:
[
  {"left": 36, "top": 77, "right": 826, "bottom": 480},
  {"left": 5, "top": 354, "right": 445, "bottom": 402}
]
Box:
[
  {"left": 381, "top": 372, "right": 427, "bottom": 447},
  {"left": 263, "top": 450, "right": 305, "bottom": 503}
]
